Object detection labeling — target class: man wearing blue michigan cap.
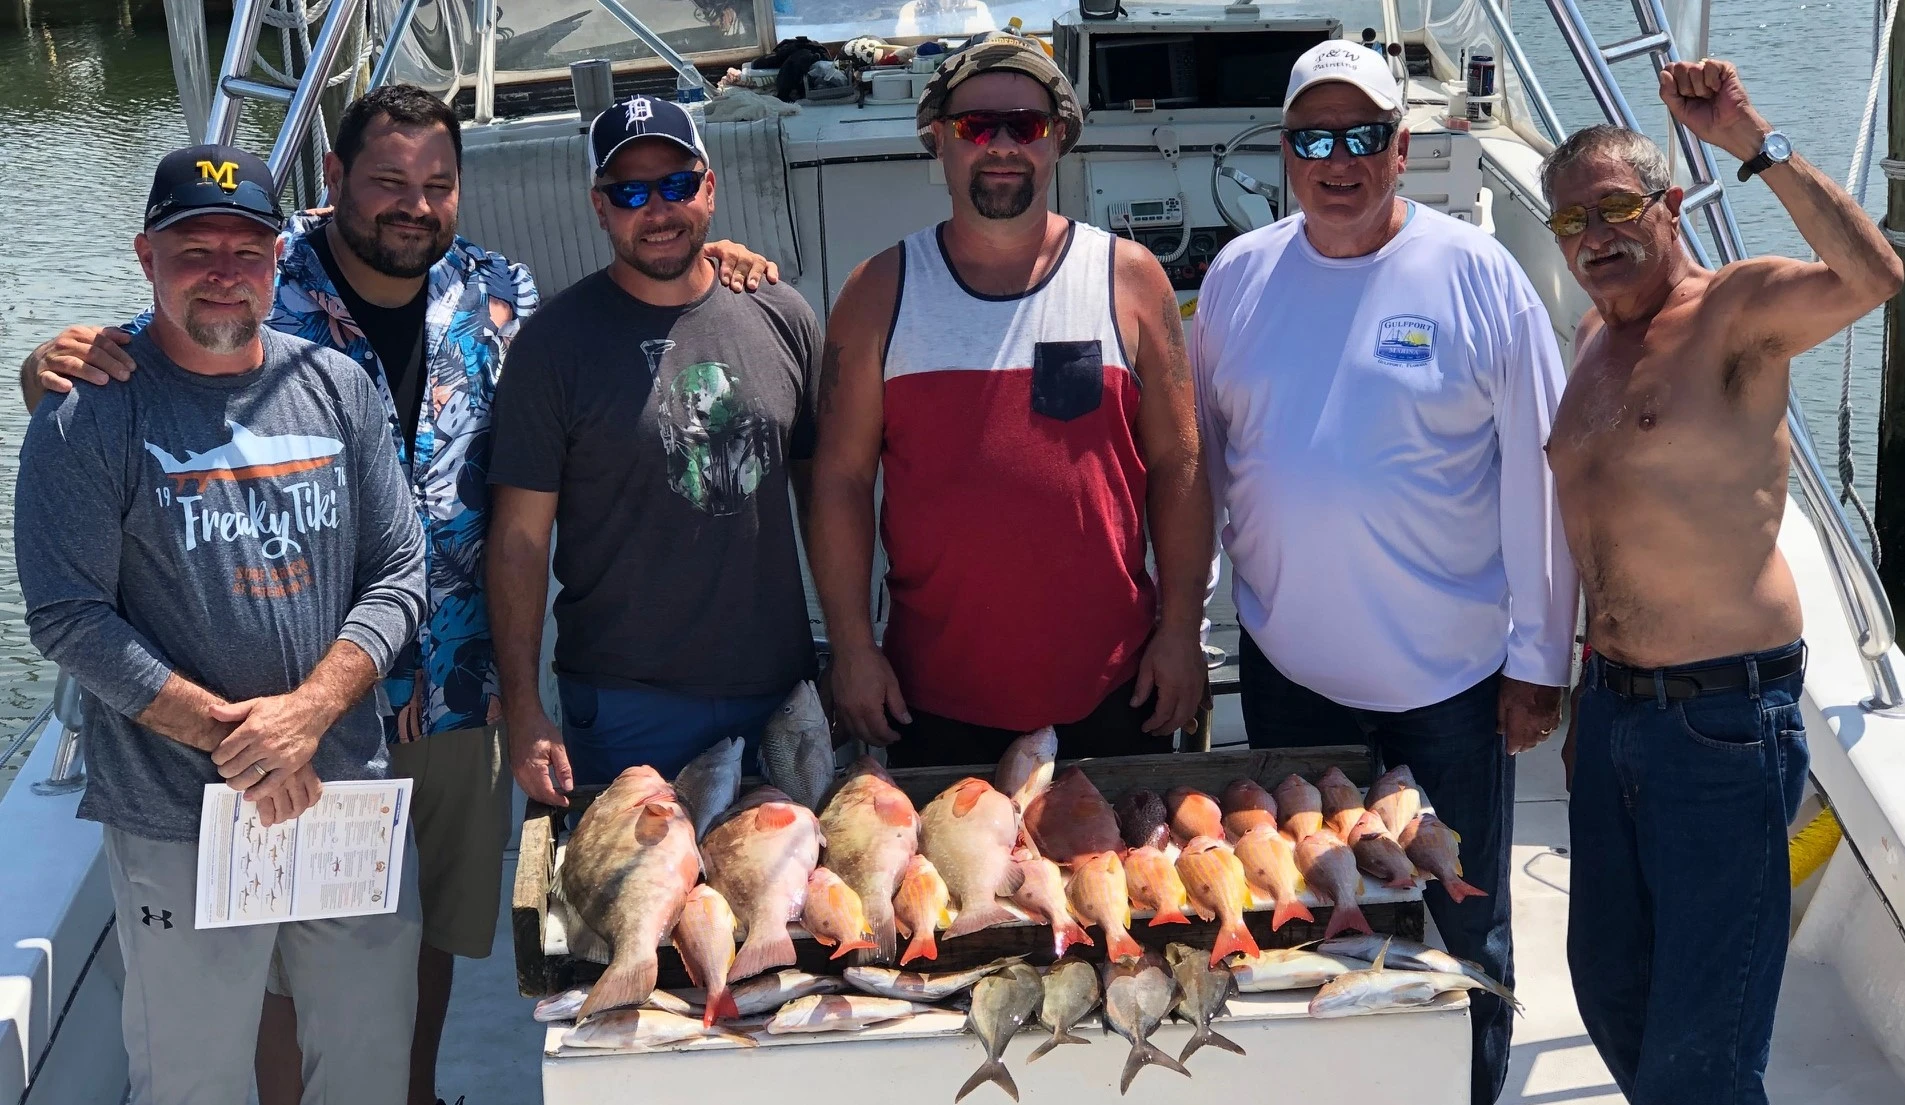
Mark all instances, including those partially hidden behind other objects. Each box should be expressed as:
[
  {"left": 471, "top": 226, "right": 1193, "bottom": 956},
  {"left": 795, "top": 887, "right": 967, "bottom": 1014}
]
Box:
[{"left": 15, "top": 141, "right": 428, "bottom": 1104}]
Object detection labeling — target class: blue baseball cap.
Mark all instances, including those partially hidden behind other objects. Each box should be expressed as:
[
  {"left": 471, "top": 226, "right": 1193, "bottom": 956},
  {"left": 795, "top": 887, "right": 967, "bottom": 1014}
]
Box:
[
  {"left": 589, "top": 95, "right": 707, "bottom": 175},
  {"left": 144, "top": 144, "right": 284, "bottom": 232}
]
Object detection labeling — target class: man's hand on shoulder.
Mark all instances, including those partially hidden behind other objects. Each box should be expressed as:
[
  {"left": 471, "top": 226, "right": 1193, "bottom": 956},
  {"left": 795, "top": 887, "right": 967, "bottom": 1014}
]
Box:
[
  {"left": 704, "top": 239, "right": 780, "bottom": 293},
  {"left": 23, "top": 325, "right": 136, "bottom": 406},
  {"left": 1659, "top": 59, "right": 1772, "bottom": 163}
]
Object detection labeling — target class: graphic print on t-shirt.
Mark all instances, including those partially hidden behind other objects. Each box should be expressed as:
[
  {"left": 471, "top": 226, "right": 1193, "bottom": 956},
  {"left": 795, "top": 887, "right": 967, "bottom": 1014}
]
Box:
[
  {"left": 658, "top": 360, "right": 770, "bottom": 515},
  {"left": 143, "top": 420, "right": 348, "bottom": 597}
]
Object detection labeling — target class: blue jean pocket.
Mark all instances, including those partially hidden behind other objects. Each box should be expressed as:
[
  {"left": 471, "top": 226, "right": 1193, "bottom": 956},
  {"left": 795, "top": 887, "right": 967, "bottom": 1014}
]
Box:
[
  {"left": 557, "top": 678, "right": 599, "bottom": 732},
  {"left": 1031, "top": 340, "right": 1104, "bottom": 422},
  {"left": 1675, "top": 695, "right": 1764, "bottom": 753}
]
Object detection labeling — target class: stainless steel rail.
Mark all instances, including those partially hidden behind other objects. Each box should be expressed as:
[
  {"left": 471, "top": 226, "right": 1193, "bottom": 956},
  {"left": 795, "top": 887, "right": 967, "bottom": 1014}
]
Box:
[
  {"left": 31, "top": 672, "right": 87, "bottom": 797},
  {"left": 1539, "top": 0, "right": 1903, "bottom": 710},
  {"left": 0, "top": 702, "right": 56, "bottom": 772},
  {"left": 1477, "top": 0, "right": 1566, "bottom": 146},
  {"left": 264, "top": 0, "right": 370, "bottom": 193}
]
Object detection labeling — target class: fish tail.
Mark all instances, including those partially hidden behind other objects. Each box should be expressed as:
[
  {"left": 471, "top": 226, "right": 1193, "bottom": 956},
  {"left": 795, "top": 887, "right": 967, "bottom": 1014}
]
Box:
[
  {"left": 1270, "top": 899, "right": 1316, "bottom": 932},
  {"left": 1209, "top": 918, "right": 1260, "bottom": 966},
  {"left": 945, "top": 900, "right": 1016, "bottom": 940},
  {"left": 901, "top": 929, "right": 940, "bottom": 966},
  {"left": 827, "top": 936, "right": 880, "bottom": 959},
  {"left": 702, "top": 986, "right": 742, "bottom": 1028},
  {"left": 728, "top": 925, "right": 798, "bottom": 982},
  {"left": 871, "top": 903, "right": 899, "bottom": 964},
  {"left": 1028, "top": 1030, "right": 1088, "bottom": 1062},
  {"left": 955, "top": 1058, "right": 1019, "bottom": 1103},
  {"left": 1322, "top": 901, "right": 1373, "bottom": 939},
  {"left": 1179, "top": 1025, "right": 1247, "bottom": 1064},
  {"left": 1120, "top": 1040, "right": 1192, "bottom": 1094},
  {"left": 1106, "top": 926, "right": 1145, "bottom": 963},
  {"left": 1147, "top": 904, "right": 1191, "bottom": 927},
  {"left": 576, "top": 950, "right": 658, "bottom": 1021},
  {"left": 1053, "top": 919, "right": 1095, "bottom": 956},
  {"left": 1441, "top": 876, "right": 1489, "bottom": 903}
]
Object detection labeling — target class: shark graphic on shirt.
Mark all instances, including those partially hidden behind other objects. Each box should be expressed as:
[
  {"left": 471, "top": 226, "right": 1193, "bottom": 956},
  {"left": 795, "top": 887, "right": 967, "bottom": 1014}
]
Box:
[{"left": 144, "top": 421, "right": 344, "bottom": 493}]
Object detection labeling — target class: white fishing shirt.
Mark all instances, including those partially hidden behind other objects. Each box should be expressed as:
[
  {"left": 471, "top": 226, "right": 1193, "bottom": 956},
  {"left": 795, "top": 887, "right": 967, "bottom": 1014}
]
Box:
[{"left": 1191, "top": 203, "right": 1578, "bottom": 711}]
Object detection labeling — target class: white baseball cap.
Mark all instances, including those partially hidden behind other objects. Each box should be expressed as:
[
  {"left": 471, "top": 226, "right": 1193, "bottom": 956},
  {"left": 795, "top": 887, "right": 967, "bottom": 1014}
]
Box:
[{"left": 1284, "top": 40, "right": 1401, "bottom": 112}]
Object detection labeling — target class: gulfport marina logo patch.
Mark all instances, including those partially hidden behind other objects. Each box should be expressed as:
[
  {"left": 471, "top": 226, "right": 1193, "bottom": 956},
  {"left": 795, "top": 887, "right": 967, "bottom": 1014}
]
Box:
[{"left": 1375, "top": 314, "right": 1437, "bottom": 364}]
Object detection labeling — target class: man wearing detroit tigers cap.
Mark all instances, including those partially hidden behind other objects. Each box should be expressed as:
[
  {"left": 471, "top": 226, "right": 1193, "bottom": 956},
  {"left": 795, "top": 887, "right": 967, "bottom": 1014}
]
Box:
[{"left": 1190, "top": 39, "right": 1576, "bottom": 1105}]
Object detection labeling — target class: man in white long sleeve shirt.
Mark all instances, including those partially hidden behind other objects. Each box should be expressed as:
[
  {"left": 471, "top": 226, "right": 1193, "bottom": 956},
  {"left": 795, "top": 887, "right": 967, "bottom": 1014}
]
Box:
[{"left": 1190, "top": 42, "right": 1577, "bottom": 1105}]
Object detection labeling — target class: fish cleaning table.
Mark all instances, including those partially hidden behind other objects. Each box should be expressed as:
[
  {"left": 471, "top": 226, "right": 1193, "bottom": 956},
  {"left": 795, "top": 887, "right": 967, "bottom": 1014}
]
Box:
[{"left": 538, "top": 988, "right": 1471, "bottom": 1103}]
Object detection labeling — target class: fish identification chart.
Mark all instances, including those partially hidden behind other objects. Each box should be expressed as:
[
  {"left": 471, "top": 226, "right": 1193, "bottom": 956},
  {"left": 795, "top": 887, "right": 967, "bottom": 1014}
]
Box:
[{"left": 194, "top": 778, "right": 413, "bottom": 929}]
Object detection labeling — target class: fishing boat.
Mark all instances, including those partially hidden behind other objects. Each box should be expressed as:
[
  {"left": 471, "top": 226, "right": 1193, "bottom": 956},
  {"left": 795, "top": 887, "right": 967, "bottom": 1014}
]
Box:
[{"left": 3, "top": 0, "right": 1903, "bottom": 1101}]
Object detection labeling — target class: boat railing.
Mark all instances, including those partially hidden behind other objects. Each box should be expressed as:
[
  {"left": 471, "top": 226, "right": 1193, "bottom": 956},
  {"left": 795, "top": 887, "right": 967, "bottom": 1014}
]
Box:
[{"left": 1537, "top": 0, "right": 1904, "bottom": 711}]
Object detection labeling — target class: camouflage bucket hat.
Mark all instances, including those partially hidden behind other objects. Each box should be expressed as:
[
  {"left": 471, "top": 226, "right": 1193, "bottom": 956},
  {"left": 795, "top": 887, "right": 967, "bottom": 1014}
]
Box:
[{"left": 915, "top": 35, "right": 1084, "bottom": 157}]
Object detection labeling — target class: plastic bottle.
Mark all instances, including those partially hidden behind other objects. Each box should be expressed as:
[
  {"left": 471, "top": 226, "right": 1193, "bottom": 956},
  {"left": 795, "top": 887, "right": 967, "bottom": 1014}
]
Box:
[
  {"left": 1005, "top": 16, "right": 1054, "bottom": 57},
  {"left": 675, "top": 67, "right": 708, "bottom": 134}
]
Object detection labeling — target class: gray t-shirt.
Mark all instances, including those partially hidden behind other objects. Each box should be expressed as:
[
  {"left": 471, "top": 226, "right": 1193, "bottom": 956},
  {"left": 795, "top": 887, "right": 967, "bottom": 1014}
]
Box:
[
  {"left": 488, "top": 267, "right": 819, "bottom": 695},
  {"left": 16, "top": 328, "right": 426, "bottom": 842}
]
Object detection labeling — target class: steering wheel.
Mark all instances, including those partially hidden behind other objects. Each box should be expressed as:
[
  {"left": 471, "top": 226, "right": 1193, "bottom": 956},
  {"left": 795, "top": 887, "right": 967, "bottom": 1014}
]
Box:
[{"left": 1211, "top": 122, "right": 1286, "bottom": 235}]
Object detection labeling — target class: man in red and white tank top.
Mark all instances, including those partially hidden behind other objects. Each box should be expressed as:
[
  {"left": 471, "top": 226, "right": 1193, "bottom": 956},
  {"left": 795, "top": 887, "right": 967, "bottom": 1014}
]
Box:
[{"left": 810, "top": 36, "right": 1211, "bottom": 767}]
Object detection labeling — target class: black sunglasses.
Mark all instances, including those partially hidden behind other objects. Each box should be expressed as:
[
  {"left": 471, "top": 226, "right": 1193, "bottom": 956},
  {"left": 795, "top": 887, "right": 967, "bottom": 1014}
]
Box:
[
  {"left": 1286, "top": 122, "right": 1400, "bottom": 161},
  {"left": 148, "top": 178, "right": 284, "bottom": 226},
  {"left": 1545, "top": 189, "right": 1668, "bottom": 237},
  {"left": 594, "top": 170, "right": 707, "bottom": 210}
]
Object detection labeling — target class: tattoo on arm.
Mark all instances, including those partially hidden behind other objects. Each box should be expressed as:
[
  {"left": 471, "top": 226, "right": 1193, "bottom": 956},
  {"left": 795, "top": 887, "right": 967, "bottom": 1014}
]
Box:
[
  {"left": 818, "top": 340, "right": 846, "bottom": 421},
  {"left": 1158, "top": 289, "right": 1190, "bottom": 383}
]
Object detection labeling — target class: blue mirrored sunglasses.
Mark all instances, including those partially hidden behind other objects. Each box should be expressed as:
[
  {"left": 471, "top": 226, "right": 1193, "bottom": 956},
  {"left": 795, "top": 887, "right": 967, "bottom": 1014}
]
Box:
[
  {"left": 1286, "top": 122, "right": 1399, "bottom": 161},
  {"left": 594, "top": 170, "right": 706, "bottom": 210}
]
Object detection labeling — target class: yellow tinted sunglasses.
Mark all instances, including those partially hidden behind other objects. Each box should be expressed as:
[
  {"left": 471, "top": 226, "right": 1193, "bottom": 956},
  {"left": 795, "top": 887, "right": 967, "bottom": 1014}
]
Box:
[{"left": 1545, "top": 189, "right": 1667, "bottom": 237}]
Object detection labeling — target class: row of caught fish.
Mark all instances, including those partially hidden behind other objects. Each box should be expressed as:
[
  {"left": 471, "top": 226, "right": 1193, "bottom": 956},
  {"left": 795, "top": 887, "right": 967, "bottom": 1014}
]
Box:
[{"left": 1230, "top": 933, "right": 1522, "bottom": 1018}]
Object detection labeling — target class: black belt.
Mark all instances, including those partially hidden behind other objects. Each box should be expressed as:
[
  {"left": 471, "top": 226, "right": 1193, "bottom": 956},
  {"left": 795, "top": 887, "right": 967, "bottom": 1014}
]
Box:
[{"left": 1598, "top": 648, "right": 1805, "bottom": 700}]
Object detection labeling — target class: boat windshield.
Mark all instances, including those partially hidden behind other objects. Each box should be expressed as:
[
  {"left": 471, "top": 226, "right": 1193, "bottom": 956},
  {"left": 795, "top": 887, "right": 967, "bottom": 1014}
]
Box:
[{"left": 369, "top": 0, "right": 1561, "bottom": 126}]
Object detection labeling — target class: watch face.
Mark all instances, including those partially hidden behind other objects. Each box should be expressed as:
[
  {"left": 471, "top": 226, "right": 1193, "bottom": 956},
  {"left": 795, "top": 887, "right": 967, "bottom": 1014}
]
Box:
[{"left": 1764, "top": 133, "right": 1792, "bottom": 161}]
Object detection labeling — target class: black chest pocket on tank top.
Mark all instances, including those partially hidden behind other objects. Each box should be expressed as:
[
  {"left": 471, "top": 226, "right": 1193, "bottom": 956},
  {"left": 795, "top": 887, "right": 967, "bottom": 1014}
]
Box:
[{"left": 1031, "top": 340, "right": 1105, "bottom": 422}]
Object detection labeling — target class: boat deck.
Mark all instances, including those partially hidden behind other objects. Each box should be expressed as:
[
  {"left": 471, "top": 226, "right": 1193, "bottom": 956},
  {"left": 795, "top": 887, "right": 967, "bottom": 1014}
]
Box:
[{"left": 433, "top": 711, "right": 1905, "bottom": 1103}]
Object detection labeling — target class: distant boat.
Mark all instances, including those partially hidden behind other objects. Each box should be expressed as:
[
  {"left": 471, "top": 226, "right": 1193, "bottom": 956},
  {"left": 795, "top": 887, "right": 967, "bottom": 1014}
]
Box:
[{"left": 144, "top": 420, "right": 344, "bottom": 492}]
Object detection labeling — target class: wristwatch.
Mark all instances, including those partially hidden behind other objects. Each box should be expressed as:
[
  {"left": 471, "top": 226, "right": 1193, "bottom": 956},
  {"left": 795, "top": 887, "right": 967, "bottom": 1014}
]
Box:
[{"left": 1737, "top": 130, "right": 1793, "bottom": 182}]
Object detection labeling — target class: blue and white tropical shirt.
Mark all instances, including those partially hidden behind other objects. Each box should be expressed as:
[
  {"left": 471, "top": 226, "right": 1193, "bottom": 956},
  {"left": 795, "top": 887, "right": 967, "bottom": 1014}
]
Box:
[{"left": 273, "top": 214, "right": 538, "bottom": 739}]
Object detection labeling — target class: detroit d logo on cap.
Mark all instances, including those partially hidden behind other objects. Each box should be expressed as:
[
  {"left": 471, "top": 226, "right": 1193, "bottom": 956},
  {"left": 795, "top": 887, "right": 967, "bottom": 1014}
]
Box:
[{"left": 626, "top": 98, "right": 653, "bottom": 126}]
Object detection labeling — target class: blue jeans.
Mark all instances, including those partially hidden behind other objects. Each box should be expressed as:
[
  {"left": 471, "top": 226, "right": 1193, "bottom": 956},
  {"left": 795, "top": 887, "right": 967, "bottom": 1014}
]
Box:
[
  {"left": 557, "top": 676, "right": 788, "bottom": 785},
  {"left": 1568, "top": 642, "right": 1809, "bottom": 1105},
  {"left": 1240, "top": 632, "right": 1515, "bottom": 1105}
]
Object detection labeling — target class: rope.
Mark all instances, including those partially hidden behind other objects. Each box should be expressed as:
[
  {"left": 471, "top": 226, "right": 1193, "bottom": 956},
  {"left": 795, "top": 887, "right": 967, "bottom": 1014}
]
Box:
[
  {"left": 1790, "top": 807, "right": 1844, "bottom": 887},
  {"left": 1831, "top": 0, "right": 1900, "bottom": 557}
]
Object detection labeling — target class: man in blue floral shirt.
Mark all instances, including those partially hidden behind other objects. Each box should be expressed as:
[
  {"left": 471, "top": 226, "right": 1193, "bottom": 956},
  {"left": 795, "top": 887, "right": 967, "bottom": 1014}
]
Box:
[{"left": 22, "top": 84, "right": 774, "bottom": 1105}]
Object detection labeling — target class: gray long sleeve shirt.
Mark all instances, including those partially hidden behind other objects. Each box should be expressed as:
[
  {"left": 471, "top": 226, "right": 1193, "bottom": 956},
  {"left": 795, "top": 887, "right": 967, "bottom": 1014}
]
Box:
[{"left": 15, "top": 328, "right": 426, "bottom": 842}]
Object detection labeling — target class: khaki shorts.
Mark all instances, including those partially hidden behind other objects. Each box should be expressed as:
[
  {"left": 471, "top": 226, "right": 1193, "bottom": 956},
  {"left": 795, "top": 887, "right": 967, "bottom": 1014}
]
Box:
[{"left": 387, "top": 724, "right": 513, "bottom": 959}]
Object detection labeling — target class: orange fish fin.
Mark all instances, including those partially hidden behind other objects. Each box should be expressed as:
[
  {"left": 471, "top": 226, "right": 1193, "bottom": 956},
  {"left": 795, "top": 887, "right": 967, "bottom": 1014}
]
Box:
[
  {"left": 1053, "top": 920, "right": 1094, "bottom": 956},
  {"left": 728, "top": 925, "right": 797, "bottom": 982},
  {"left": 1441, "top": 877, "right": 1488, "bottom": 903},
  {"left": 952, "top": 779, "right": 988, "bottom": 816},
  {"left": 755, "top": 804, "right": 797, "bottom": 831},
  {"left": 1106, "top": 927, "right": 1145, "bottom": 963},
  {"left": 1322, "top": 902, "right": 1373, "bottom": 939},
  {"left": 874, "top": 792, "right": 915, "bottom": 828},
  {"left": 1147, "top": 905, "right": 1191, "bottom": 927},
  {"left": 634, "top": 805, "right": 673, "bottom": 846},
  {"left": 1209, "top": 920, "right": 1260, "bottom": 966},
  {"left": 900, "top": 931, "right": 939, "bottom": 965},
  {"left": 945, "top": 900, "right": 1015, "bottom": 940},
  {"left": 828, "top": 937, "right": 879, "bottom": 959},
  {"left": 702, "top": 988, "right": 741, "bottom": 1027},
  {"left": 577, "top": 950, "right": 658, "bottom": 1021},
  {"left": 1270, "top": 899, "right": 1315, "bottom": 932}
]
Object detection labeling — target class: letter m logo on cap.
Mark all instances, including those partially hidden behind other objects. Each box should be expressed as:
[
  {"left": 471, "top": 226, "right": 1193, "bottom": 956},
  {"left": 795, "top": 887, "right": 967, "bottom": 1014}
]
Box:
[{"left": 196, "top": 160, "right": 239, "bottom": 192}]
